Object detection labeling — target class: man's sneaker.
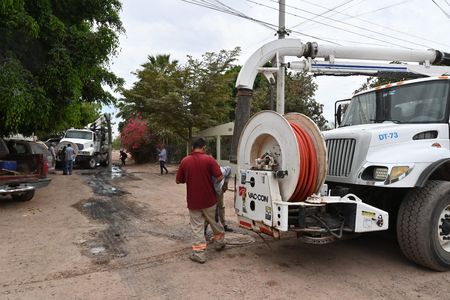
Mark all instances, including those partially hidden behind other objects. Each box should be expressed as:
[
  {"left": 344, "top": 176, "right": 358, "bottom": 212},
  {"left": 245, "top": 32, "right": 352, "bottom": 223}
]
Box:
[
  {"left": 224, "top": 225, "right": 233, "bottom": 232},
  {"left": 190, "top": 252, "right": 206, "bottom": 264}
]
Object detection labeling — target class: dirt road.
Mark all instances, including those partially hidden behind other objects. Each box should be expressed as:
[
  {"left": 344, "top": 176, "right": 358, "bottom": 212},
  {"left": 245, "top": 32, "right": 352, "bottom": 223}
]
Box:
[{"left": 1, "top": 160, "right": 450, "bottom": 299}]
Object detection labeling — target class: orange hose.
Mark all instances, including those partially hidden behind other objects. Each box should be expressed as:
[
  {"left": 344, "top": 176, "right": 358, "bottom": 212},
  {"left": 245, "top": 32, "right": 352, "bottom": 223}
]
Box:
[{"left": 289, "top": 121, "right": 317, "bottom": 201}]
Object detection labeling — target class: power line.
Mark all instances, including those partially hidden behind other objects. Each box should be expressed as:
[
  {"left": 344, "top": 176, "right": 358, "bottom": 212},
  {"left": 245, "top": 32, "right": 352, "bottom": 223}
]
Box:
[
  {"left": 290, "top": 0, "right": 366, "bottom": 32},
  {"left": 180, "top": 0, "right": 340, "bottom": 44},
  {"left": 281, "top": 0, "right": 450, "bottom": 48},
  {"left": 293, "top": 0, "right": 355, "bottom": 28},
  {"left": 432, "top": 0, "right": 450, "bottom": 18},
  {"left": 246, "top": 0, "right": 418, "bottom": 49},
  {"left": 297, "top": 35, "right": 391, "bottom": 47},
  {"left": 181, "top": 0, "right": 277, "bottom": 30},
  {"left": 347, "top": 0, "right": 410, "bottom": 17}
]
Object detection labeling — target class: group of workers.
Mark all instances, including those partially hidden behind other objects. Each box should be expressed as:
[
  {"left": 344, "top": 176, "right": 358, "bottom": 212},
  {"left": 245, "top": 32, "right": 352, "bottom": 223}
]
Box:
[{"left": 48, "top": 143, "right": 75, "bottom": 175}]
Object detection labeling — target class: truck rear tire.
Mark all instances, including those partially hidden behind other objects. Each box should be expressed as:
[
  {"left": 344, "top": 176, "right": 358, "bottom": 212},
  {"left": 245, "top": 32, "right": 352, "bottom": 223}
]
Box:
[
  {"left": 397, "top": 180, "right": 450, "bottom": 271},
  {"left": 11, "top": 190, "right": 35, "bottom": 202}
]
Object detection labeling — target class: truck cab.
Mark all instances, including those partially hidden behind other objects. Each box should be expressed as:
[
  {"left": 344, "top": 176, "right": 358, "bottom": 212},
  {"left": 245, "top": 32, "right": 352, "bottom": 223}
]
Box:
[
  {"left": 58, "top": 129, "right": 108, "bottom": 169},
  {"left": 324, "top": 76, "right": 450, "bottom": 271},
  {"left": 325, "top": 76, "right": 450, "bottom": 188}
]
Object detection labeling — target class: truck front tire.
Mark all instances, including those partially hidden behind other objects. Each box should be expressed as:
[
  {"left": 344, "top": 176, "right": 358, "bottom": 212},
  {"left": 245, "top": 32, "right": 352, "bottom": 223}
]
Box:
[
  {"left": 88, "top": 157, "right": 97, "bottom": 169},
  {"left": 11, "top": 190, "right": 35, "bottom": 202},
  {"left": 397, "top": 180, "right": 450, "bottom": 271}
]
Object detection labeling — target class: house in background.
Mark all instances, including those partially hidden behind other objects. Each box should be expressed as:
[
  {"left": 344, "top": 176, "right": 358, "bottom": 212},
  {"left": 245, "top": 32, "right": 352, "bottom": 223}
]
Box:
[{"left": 196, "top": 121, "right": 236, "bottom": 174}]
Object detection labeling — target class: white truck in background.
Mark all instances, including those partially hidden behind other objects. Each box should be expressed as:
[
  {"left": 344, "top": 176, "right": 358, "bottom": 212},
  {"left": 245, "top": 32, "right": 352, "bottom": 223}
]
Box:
[
  {"left": 57, "top": 116, "right": 109, "bottom": 169},
  {"left": 231, "top": 38, "right": 450, "bottom": 271}
]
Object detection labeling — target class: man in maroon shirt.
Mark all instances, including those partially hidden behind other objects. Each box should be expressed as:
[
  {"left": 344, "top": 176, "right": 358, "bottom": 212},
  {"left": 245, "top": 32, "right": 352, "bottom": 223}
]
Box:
[{"left": 176, "top": 137, "right": 225, "bottom": 263}]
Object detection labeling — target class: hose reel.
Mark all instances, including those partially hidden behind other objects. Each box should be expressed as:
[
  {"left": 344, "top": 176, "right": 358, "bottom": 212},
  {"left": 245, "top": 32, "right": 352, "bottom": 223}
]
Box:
[{"left": 237, "top": 111, "right": 327, "bottom": 201}]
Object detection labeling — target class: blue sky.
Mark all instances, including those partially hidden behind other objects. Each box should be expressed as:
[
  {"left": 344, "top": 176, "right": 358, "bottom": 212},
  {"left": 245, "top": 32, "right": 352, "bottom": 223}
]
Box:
[{"left": 104, "top": 0, "right": 450, "bottom": 135}]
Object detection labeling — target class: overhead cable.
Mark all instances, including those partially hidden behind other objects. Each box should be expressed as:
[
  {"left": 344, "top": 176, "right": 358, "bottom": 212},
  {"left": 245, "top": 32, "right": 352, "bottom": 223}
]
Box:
[
  {"left": 432, "top": 0, "right": 450, "bottom": 18},
  {"left": 281, "top": 0, "right": 450, "bottom": 48},
  {"left": 246, "top": 0, "right": 416, "bottom": 49},
  {"left": 293, "top": 0, "right": 356, "bottom": 28},
  {"left": 182, "top": 0, "right": 277, "bottom": 30},
  {"left": 352, "top": 0, "right": 411, "bottom": 17},
  {"left": 180, "top": 0, "right": 340, "bottom": 44}
]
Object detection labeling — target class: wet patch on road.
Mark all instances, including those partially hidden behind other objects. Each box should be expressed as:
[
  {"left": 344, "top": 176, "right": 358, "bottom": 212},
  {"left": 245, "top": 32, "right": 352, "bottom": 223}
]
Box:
[
  {"left": 73, "top": 197, "right": 141, "bottom": 264},
  {"left": 81, "top": 165, "right": 142, "bottom": 181},
  {"left": 74, "top": 168, "right": 191, "bottom": 264}
]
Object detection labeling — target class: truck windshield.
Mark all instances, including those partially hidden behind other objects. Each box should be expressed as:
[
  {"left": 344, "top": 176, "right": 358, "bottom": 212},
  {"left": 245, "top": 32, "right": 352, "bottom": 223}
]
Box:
[
  {"left": 341, "top": 80, "right": 450, "bottom": 126},
  {"left": 65, "top": 130, "right": 93, "bottom": 140},
  {"left": 341, "top": 92, "right": 376, "bottom": 126}
]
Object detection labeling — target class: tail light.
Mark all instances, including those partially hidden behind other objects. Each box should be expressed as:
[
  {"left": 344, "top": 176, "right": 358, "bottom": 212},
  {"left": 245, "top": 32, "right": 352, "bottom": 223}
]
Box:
[
  {"left": 38, "top": 154, "right": 49, "bottom": 177},
  {"left": 42, "top": 161, "right": 49, "bottom": 177}
]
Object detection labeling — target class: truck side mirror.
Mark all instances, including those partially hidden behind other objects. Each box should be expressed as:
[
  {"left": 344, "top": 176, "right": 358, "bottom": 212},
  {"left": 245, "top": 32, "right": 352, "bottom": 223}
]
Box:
[
  {"left": 334, "top": 99, "right": 351, "bottom": 128},
  {"left": 336, "top": 105, "right": 343, "bottom": 127}
]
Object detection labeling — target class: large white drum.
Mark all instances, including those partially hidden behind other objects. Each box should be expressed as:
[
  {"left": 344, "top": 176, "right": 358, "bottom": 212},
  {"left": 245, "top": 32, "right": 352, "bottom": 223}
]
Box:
[{"left": 237, "top": 111, "right": 327, "bottom": 201}]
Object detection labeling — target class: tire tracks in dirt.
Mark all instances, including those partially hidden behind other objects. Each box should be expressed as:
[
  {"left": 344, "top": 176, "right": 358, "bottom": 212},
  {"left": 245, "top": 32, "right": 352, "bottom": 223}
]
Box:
[{"left": 0, "top": 240, "right": 265, "bottom": 289}]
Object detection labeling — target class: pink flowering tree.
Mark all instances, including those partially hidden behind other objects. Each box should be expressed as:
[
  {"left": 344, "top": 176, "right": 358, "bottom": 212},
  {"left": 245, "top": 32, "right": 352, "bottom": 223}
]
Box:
[{"left": 120, "top": 115, "right": 155, "bottom": 163}]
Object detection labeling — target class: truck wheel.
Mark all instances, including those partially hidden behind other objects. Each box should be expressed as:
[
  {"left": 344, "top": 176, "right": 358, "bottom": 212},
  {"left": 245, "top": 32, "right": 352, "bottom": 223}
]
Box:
[
  {"left": 397, "top": 180, "right": 450, "bottom": 271},
  {"left": 88, "top": 157, "right": 97, "bottom": 169},
  {"left": 12, "top": 190, "right": 35, "bottom": 202}
]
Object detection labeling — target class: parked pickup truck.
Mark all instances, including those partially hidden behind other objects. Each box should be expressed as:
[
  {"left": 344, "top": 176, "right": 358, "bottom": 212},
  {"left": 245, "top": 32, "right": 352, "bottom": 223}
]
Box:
[{"left": 0, "top": 137, "right": 51, "bottom": 201}]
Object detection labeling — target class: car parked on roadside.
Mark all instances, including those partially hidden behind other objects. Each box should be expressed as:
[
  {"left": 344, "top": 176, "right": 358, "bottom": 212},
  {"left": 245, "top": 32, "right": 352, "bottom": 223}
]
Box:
[
  {"left": 1, "top": 138, "right": 51, "bottom": 202},
  {"left": 6, "top": 139, "right": 54, "bottom": 174}
]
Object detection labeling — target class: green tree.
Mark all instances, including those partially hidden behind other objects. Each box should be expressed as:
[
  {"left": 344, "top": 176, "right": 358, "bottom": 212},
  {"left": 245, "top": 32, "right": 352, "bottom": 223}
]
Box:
[
  {"left": 119, "top": 48, "right": 240, "bottom": 142},
  {"left": 0, "top": 0, "right": 123, "bottom": 136}
]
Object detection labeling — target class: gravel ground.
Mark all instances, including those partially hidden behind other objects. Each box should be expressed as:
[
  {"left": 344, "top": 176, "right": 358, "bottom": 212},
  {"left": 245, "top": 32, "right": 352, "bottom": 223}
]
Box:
[{"left": 1, "top": 154, "right": 450, "bottom": 299}]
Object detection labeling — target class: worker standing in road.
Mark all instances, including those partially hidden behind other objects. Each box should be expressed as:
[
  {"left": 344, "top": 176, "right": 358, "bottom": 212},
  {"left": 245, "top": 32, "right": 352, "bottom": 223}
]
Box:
[
  {"left": 157, "top": 144, "right": 169, "bottom": 175},
  {"left": 176, "top": 137, "right": 226, "bottom": 264},
  {"left": 65, "top": 144, "right": 75, "bottom": 175},
  {"left": 61, "top": 145, "right": 67, "bottom": 175}
]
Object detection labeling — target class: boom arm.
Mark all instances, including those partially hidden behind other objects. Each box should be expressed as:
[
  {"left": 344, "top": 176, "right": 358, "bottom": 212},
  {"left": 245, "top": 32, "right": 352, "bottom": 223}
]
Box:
[
  {"left": 236, "top": 39, "right": 450, "bottom": 90},
  {"left": 230, "top": 39, "right": 450, "bottom": 162},
  {"left": 289, "top": 60, "right": 450, "bottom": 78}
]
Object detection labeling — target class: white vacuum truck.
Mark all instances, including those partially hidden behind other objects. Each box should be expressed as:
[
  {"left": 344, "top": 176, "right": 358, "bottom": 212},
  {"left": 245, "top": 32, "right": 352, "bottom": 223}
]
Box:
[
  {"left": 232, "top": 39, "right": 450, "bottom": 271},
  {"left": 57, "top": 115, "right": 109, "bottom": 169}
]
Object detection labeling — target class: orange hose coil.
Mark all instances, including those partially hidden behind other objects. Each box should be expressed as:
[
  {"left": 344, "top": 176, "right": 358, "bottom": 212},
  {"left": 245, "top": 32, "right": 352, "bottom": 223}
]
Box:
[{"left": 289, "top": 121, "right": 318, "bottom": 201}]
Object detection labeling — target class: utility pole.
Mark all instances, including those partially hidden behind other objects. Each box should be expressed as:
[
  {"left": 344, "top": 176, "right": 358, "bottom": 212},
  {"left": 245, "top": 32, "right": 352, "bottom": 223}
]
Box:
[
  {"left": 276, "top": 0, "right": 286, "bottom": 115},
  {"left": 230, "top": 0, "right": 287, "bottom": 163},
  {"left": 105, "top": 113, "right": 113, "bottom": 172}
]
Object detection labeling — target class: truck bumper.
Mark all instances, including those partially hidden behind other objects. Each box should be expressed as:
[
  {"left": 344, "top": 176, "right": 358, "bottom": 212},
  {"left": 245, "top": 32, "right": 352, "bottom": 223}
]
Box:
[
  {"left": 0, "top": 185, "right": 35, "bottom": 195},
  {"left": 30, "top": 177, "right": 52, "bottom": 189},
  {"left": 74, "top": 155, "right": 93, "bottom": 163},
  {"left": 0, "top": 177, "right": 51, "bottom": 195}
]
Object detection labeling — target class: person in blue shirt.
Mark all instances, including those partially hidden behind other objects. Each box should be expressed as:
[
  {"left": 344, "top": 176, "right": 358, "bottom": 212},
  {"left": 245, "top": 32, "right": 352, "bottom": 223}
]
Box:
[
  {"left": 64, "top": 144, "right": 75, "bottom": 175},
  {"left": 157, "top": 145, "right": 168, "bottom": 175}
]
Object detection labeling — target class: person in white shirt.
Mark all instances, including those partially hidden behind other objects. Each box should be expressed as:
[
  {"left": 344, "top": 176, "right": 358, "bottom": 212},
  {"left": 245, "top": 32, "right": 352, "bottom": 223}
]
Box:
[{"left": 157, "top": 145, "right": 168, "bottom": 175}]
